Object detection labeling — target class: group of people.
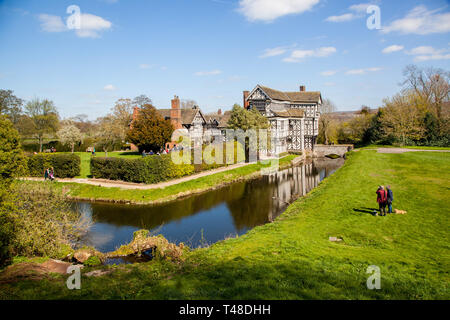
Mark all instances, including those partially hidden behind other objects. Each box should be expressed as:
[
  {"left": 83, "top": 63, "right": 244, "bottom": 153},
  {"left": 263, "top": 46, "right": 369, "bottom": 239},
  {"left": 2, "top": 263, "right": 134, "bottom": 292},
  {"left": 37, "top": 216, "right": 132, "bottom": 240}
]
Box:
[
  {"left": 141, "top": 145, "right": 183, "bottom": 157},
  {"left": 44, "top": 167, "right": 55, "bottom": 181},
  {"left": 376, "top": 185, "right": 394, "bottom": 216}
]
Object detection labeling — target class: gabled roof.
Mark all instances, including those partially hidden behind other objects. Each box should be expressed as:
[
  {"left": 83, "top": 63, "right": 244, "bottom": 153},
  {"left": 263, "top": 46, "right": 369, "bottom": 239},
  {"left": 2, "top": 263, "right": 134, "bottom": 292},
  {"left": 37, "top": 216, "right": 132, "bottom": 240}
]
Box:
[
  {"left": 250, "top": 85, "right": 322, "bottom": 103},
  {"left": 157, "top": 108, "right": 206, "bottom": 125},
  {"left": 205, "top": 111, "right": 232, "bottom": 128},
  {"left": 271, "top": 109, "right": 305, "bottom": 118}
]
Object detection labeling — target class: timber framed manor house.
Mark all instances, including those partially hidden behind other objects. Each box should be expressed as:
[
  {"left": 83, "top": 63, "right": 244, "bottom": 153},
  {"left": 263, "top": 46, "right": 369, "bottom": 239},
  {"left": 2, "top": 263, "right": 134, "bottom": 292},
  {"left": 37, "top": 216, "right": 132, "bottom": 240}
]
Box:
[{"left": 244, "top": 85, "right": 322, "bottom": 154}]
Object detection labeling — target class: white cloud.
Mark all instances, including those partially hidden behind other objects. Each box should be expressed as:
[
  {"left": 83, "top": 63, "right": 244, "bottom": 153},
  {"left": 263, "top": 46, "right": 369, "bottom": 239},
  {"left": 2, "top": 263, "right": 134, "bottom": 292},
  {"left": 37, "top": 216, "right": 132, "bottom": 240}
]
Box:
[
  {"left": 39, "top": 14, "right": 67, "bottom": 32},
  {"left": 194, "top": 70, "right": 222, "bottom": 76},
  {"left": 283, "top": 47, "right": 336, "bottom": 63},
  {"left": 320, "top": 70, "right": 337, "bottom": 76},
  {"left": 259, "top": 46, "right": 288, "bottom": 58},
  {"left": 103, "top": 84, "right": 117, "bottom": 91},
  {"left": 238, "top": 0, "right": 320, "bottom": 22},
  {"left": 326, "top": 13, "right": 356, "bottom": 22},
  {"left": 349, "top": 3, "right": 372, "bottom": 13},
  {"left": 382, "top": 45, "right": 404, "bottom": 54},
  {"left": 346, "top": 67, "right": 381, "bottom": 75},
  {"left": 75, "top": 14, "right": 112, "bottom": 38},
  {"left": 325, "top": 3, "right": 373, "bottom": 23},
  {"left": 406, "top": 46, "right": 450, "bottom": 62},
  {"left": 38, "top": 12, "right": 112, "bottom": 38},
  {"left": 382, "top": 6, "right": 450, "bottom": 35}
]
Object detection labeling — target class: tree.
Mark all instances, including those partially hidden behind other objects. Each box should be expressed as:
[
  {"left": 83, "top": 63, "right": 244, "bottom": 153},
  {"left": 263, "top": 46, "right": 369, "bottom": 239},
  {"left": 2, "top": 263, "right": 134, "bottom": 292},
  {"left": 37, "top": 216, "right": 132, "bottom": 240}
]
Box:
[
  {"left": 0, "top": 89, "right": 23, "bottom": 125},
  {"left": 95, "top": 115, "right": 124, "bottom": 157},
  {"left": 111, "top": 98, "right": 134, "bottom": 142},
  {"left": 318, "top": 99, "right": 337, "bottom": 145},
  {"left": 0, "top": 116, "right": 26, "bottom": 266},
  {"left": 227, "top": 104, "right": 269, "bottom": 131},
  {"left": 181, "top": 99, "right": 197, "bottom": 109},
  {"left": 126, "top": 104, "right": 174, "bottom": 152},
  {"left": 402, "top": 65, "right": 450, "bottom": 131},
  {"left": 24, "top": 98, "right": 59, "bottom": 152},
  {"left": 380, "top": 91, "right": 427, "bottom": 145},
  {"left": 57, "top": 122, "right": 83, "bottom": 153},
  {"left": 227, "top": 104, "right": 270, "bottom": 159},
  {"left": 133, "top": 94, "right": 152, "bottom": 107}
]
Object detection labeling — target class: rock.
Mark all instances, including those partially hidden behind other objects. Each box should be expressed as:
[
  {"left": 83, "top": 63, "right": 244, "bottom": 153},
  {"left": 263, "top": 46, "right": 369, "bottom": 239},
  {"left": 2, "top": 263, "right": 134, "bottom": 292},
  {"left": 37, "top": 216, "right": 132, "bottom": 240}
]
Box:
[
  {"left": 41, "top": 259, "right": 73, "bottom": 274},
  {"left": 73, "top": 248, "right": 104, "bottom": 265},
  {"left": 85, "top": 269, "right": 112, "bottom": 277},
  {"left": 73, "top": 250, "right": 92, "bottom": 263}
]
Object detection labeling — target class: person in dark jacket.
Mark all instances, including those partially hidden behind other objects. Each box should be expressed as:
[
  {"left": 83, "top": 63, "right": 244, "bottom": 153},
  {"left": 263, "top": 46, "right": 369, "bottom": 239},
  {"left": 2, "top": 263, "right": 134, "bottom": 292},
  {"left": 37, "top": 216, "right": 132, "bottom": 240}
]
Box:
[
  {"left": 376, "top": 185, "right": 388, "bottom": 216},
  {"left": 386, "top": 185, "right": 393, "bottom": 214}
]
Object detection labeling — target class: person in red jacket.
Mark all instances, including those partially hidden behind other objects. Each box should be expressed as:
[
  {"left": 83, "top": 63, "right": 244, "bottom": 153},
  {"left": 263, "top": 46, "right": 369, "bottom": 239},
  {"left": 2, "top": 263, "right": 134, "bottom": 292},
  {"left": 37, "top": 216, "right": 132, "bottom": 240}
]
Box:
[{"left": 376, "top": 185, "right": 388, "bottom": 216}]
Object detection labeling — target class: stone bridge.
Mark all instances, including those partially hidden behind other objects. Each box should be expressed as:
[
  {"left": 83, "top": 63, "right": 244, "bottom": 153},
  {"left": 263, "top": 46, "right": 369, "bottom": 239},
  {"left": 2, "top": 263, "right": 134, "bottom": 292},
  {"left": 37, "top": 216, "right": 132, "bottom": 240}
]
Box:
[{"left": 312, "top": 144, "right": 354, "bottom": 158}]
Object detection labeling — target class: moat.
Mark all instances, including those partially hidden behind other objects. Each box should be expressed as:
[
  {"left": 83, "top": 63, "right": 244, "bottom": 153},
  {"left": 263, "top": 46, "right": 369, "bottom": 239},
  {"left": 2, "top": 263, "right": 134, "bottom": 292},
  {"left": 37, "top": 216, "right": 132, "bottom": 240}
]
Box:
[{"left": 75, "top": 158, "right": 344, "bottom": 253}]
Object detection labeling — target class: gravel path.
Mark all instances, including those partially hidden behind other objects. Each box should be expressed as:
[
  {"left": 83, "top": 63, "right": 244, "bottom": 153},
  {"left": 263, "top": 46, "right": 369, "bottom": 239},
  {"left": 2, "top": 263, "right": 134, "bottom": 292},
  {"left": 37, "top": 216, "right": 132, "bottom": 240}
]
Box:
[
  {"left": 22, "top": 162, "right": 254, "bottom": 190},
  {"left": 376, "top": 148, "right": 450, "bottom": 154}
]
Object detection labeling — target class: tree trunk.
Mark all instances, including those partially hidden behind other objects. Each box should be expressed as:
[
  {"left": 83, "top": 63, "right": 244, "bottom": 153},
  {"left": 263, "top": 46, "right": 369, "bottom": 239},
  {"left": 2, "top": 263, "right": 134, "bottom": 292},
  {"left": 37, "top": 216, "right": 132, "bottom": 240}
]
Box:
[
  {"left": 71, "top": 143, "right": 75, "bottom": 153},
  {"left": 39, "top": 136, "right": 43, "bottom": 153}
]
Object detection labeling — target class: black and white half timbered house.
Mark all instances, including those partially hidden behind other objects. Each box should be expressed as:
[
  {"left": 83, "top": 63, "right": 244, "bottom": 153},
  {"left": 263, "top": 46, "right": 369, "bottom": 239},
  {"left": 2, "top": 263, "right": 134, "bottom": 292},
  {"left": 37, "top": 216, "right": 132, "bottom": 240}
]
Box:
[{"left": 243, "top": 85, "right": 322, "bottom": 154}]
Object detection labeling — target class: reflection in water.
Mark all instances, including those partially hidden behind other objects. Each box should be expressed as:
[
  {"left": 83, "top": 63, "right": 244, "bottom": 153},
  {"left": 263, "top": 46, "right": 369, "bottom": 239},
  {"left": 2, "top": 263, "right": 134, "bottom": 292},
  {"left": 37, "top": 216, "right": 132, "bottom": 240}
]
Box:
[{"left": 76, "top": 158, "right": 344, "bottom": 252}]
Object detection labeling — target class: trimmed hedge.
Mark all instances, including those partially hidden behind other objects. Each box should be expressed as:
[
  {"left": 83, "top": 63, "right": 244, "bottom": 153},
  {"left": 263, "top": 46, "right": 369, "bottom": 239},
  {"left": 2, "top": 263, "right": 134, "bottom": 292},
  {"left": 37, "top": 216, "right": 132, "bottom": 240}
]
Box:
[
  {"left": 27, "top": 153, "right": 81, "bottom": 178},
  {"left": 90, "top": 154, "right": 195, "bottom": 184},
  {"left": 90, "top": 142, "right": 246, "bottom": 184}
]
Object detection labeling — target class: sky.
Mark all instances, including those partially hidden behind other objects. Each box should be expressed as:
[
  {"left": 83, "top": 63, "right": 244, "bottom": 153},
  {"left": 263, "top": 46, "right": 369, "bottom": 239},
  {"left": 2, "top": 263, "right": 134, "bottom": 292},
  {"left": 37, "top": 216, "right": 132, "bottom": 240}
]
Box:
[{"left": 0, "top": 0, "right": 449, "bottom": 119}]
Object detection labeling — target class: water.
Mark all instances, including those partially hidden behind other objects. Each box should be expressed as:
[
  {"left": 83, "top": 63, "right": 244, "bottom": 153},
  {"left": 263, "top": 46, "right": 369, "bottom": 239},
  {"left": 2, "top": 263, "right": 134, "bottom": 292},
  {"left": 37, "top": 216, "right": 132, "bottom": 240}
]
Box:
[{"left": 75, "top": 158, "right": 344, "bottom": 253}]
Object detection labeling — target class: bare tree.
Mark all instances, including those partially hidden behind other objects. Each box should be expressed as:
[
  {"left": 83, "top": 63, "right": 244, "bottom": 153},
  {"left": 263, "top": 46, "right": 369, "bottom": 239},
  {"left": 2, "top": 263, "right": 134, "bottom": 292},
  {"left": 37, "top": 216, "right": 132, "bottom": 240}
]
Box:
[
  {"left": 181, "top": 99, "right": 197, "bottom": 109},
  {"left": 318, "top": 99, "right": 337, "bottom": 145},
  {"left": 402, "top": 65, "right": 450, "bottom": 120}
]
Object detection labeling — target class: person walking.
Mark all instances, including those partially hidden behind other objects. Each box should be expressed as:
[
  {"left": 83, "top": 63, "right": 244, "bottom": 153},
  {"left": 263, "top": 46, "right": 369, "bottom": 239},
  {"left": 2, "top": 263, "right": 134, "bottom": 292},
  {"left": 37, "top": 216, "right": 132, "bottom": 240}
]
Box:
[
  {"left": 44, "top": 168, "right": 49, "bottom": 181},
  {"left": 386, "top": 185, "right": 393, "bottom": 214},
  {"left": 49, "top": 167, "right": 55, "bottom": 181},
  {"left": 376, "top": 185, "right": 388, "bottom": 216}
]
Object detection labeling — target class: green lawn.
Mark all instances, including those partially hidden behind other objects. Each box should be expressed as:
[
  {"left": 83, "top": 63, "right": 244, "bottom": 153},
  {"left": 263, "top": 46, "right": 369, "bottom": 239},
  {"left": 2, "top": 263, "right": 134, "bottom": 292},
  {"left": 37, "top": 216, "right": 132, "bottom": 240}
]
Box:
[
  {"left": 58, "top": 151, "right": 142, "bottom": 178},
  {"left": 2, "top": 150, "right": 449, "bottom": 299},
  {"left": 360, "top": 144, "right": 450, "bottom": 150}
]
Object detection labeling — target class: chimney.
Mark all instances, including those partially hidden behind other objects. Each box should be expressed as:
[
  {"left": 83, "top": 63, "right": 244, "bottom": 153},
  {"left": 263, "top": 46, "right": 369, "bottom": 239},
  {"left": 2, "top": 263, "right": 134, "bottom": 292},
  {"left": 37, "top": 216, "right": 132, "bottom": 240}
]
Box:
[
  {"left": 218, "top": 108, "right": 222, "bottom": 115},
  {"left": 243, "top": 91, "right": 250, "bottom": 109},
  {"left": 170, "top": 95, "right": 182, "bottom": 129},
  {"left": 299, "top": 85, "right": 306, "bottom": 92}
]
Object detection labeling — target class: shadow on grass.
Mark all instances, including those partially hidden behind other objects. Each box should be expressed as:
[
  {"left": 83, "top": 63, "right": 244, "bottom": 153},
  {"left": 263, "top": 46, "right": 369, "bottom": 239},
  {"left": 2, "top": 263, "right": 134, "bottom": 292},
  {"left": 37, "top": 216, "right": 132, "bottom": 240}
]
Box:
[{"left": 353, "top": 207, "right": 378, "bottom": 215}]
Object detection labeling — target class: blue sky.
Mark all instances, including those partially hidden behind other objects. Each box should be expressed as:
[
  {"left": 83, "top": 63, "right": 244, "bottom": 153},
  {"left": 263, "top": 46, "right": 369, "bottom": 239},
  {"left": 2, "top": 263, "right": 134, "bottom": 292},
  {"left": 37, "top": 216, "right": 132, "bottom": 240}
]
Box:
[{"left": 0, "top": 0, "right": 449, "bottom": 119}]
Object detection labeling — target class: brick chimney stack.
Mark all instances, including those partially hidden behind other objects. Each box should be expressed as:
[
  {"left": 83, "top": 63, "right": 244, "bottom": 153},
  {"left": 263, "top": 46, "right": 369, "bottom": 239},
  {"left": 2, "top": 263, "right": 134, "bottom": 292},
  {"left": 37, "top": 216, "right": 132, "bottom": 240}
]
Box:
[
  {"left": 170, "top": 95, "right": 182, "bottom": 130},
  {"left": 218, "top": 108, "right": 222, "bottom": 115},
  {"left": 243, "top": 91, "right": 250, "bottom": 109},
  {"left": 299, "top": 85, "right": 306, "bottom": 92}
]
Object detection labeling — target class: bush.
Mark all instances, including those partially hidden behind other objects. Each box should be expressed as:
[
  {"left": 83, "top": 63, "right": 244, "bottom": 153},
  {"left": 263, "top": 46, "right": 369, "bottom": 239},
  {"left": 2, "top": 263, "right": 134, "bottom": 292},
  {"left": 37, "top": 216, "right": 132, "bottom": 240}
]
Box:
[
  {"left": 5, "top": 183, "right": 90, "bottom": 259},
  {"left": 91, "top": 141, "right": 246, "bottom": 184},
  {"left": 27, "top": 153, "right": 81, "bottom": 178},
  {"left": 91, "top": 154, "right": 195, "bottom": 184}
]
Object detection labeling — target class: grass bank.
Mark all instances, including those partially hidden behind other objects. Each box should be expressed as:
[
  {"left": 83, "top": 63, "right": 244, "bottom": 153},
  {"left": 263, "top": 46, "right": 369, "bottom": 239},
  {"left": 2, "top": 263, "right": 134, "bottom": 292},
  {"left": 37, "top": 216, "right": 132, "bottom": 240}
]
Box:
[
  {"left": 2, "top": 150, "right": 449, "bottom": 299},
  {"left": 18, "top": 155, "right": 298, "bottom": 205}
]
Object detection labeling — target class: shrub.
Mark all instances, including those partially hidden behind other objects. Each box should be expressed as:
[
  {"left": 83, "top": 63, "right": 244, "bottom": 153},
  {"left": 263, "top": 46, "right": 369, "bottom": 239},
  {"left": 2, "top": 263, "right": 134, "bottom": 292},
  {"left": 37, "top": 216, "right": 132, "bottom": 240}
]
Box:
[
  {"left": 91, "top": 154, "right": 195, "bottom": 184},
  {"left": 27, "top": 153, "right": 81, "bottom": 178},
  {"left": 5, "top": 183, "right": 90, "bottom": 259},
  {"left": 90, "top": 141, "right": 246, "bottom": 184}
]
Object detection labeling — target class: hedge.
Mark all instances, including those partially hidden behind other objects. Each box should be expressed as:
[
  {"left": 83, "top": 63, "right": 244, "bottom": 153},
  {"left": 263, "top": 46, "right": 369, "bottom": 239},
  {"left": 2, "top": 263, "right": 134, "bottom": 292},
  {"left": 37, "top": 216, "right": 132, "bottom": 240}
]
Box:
[
  {"left": 27, "top": 153, "right": 81, "bottom": 178},
  {"left": 90, "top": 142, "right": 245, "bottom": 184},
  {"left": 90, "top": 154, "right": 195, "bottom": 184}
]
